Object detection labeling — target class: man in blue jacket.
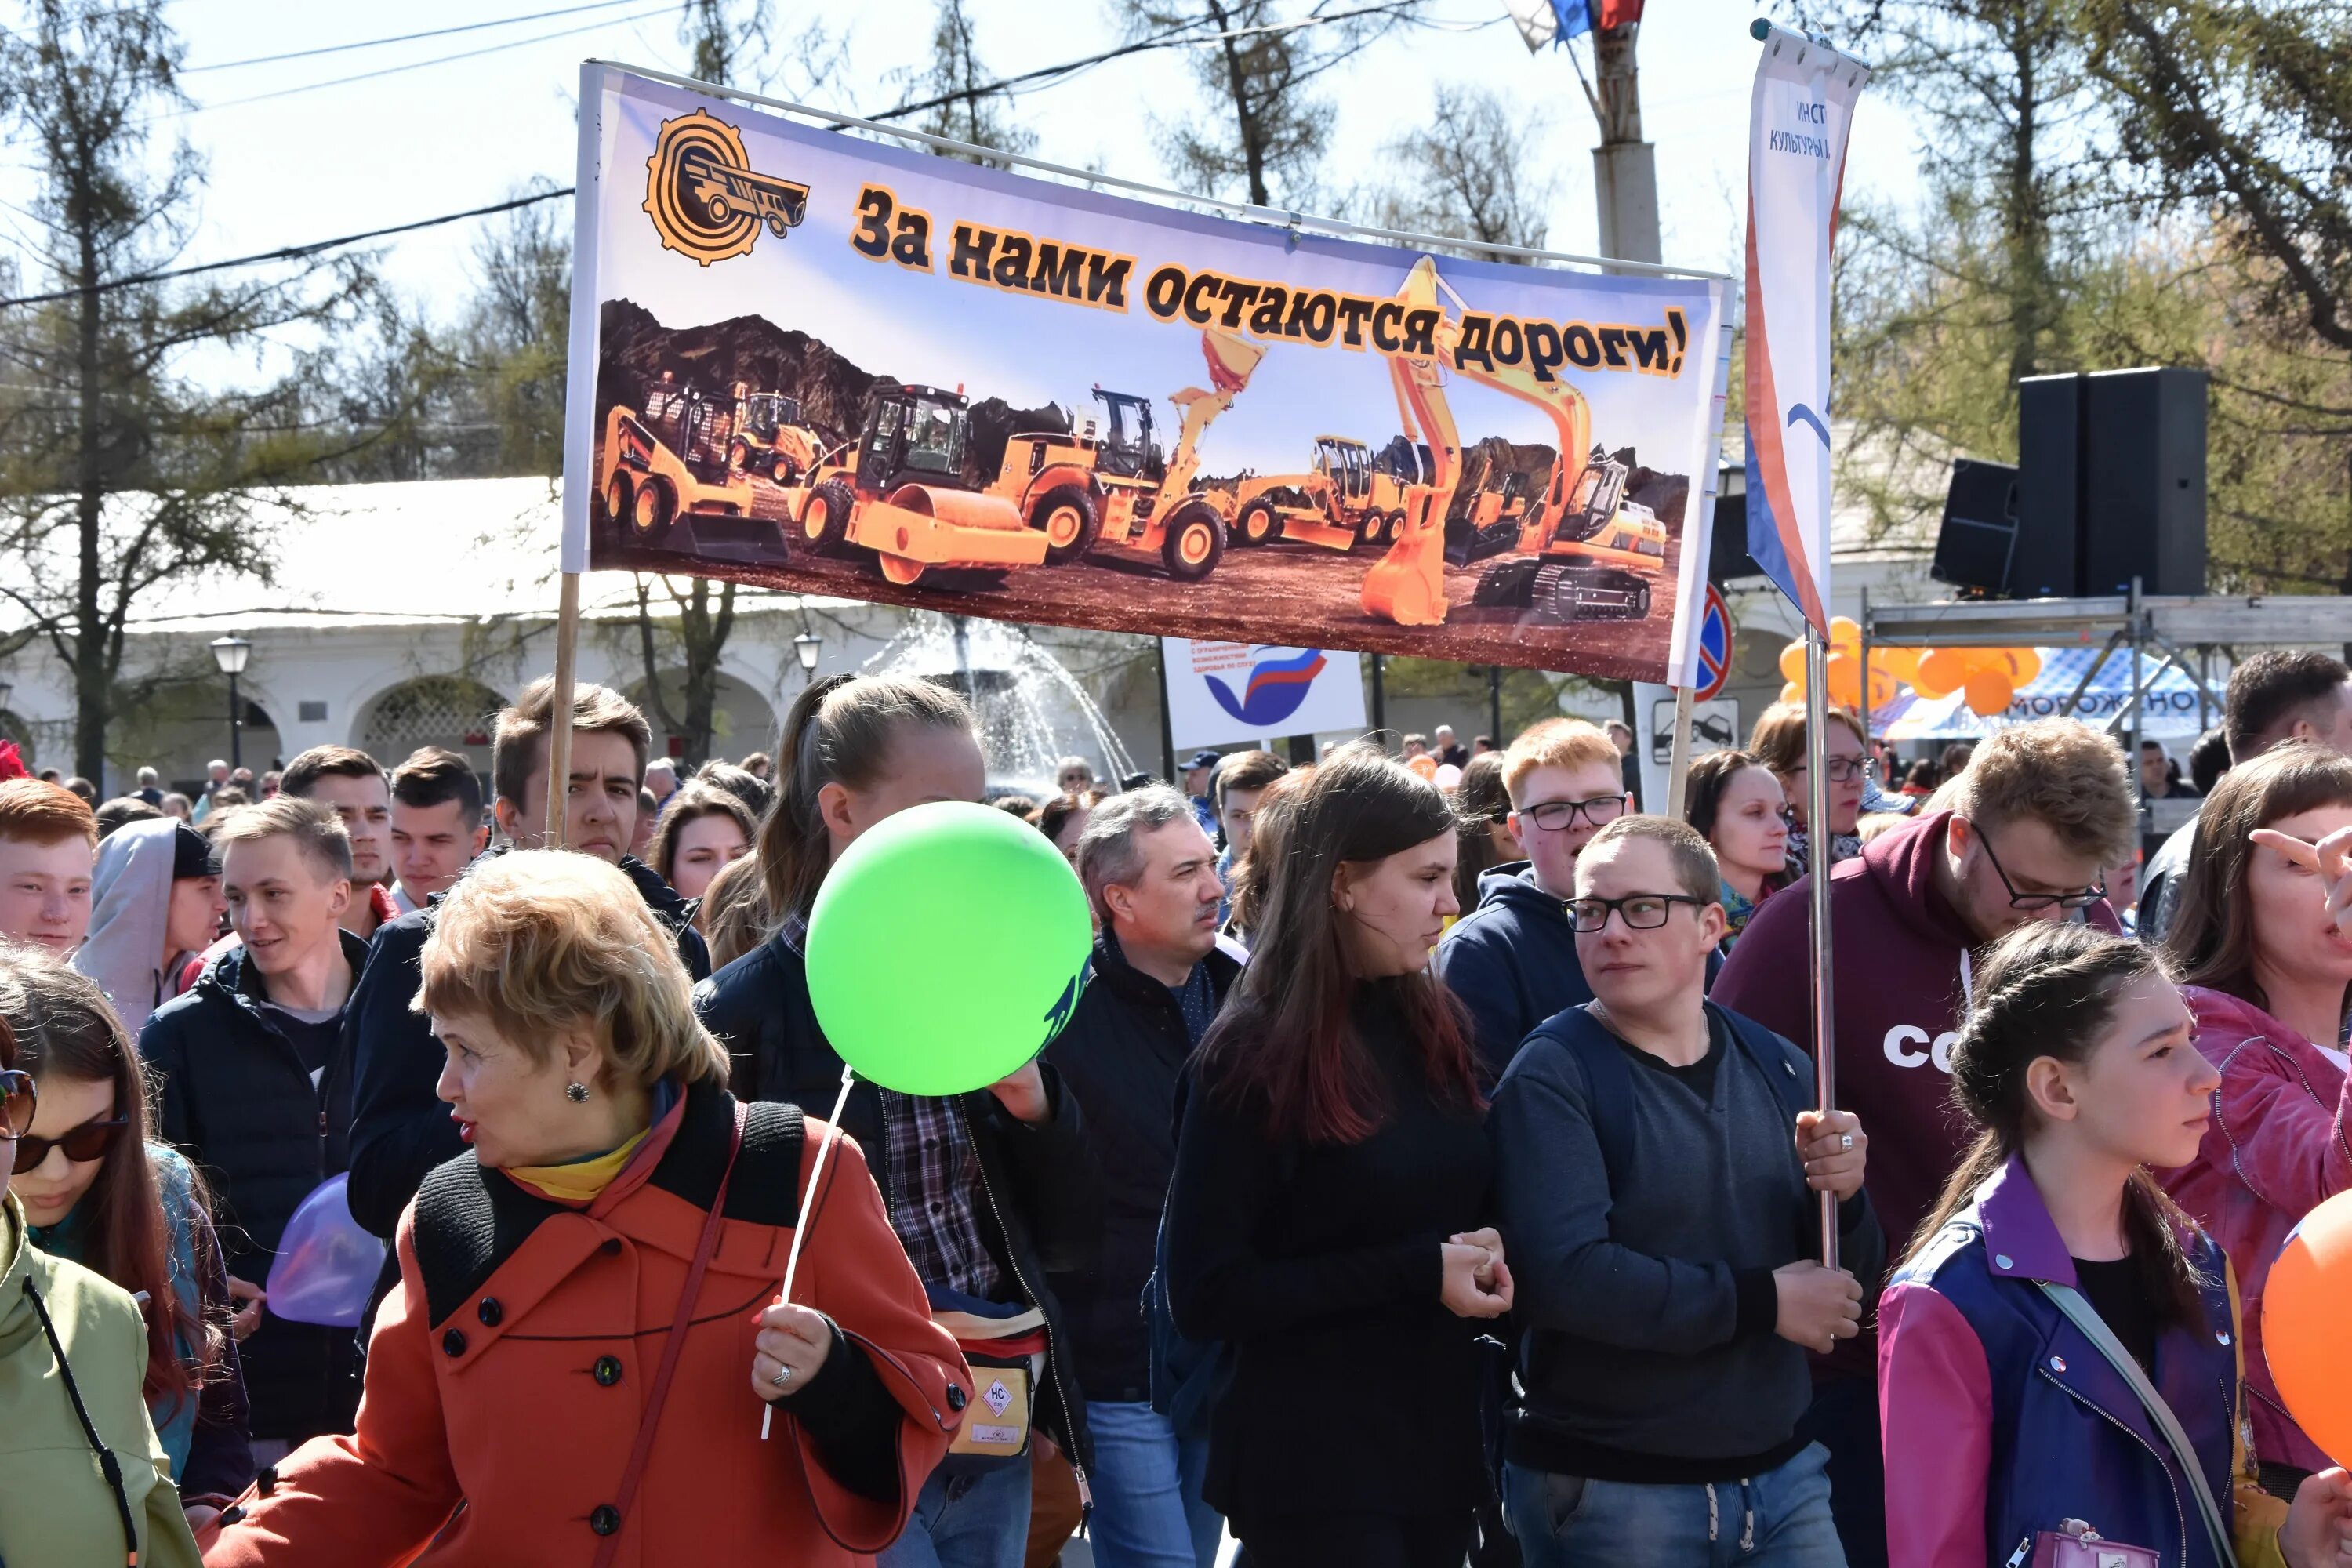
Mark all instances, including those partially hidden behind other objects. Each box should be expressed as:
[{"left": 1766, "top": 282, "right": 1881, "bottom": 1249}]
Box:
[{"left": 1435, "top": 719, "right": 1626, "bottom": 1085}]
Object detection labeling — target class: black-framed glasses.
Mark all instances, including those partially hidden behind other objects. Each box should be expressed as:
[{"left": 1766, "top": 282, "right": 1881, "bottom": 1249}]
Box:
[
  {"left": 11, "top": 1112, "right": 128, "bottom": 1175},
  {"left": 1796, "top": 756, "right": 1875, "bottom": 783},
  {"left": 1973, "top": 825, "right": 2107, "bottom": 912},
  {"left": 0, "top": 1069, "right": 34, "bottom": 1141},
  {"left": 1522, "top": 793, "right": 1629, "bottom": 833},
  {"left": 1566, "top": 893, "right": 1708, "bottom": 933}
]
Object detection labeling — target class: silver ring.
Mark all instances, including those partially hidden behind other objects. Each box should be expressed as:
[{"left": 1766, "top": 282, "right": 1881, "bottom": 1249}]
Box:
[
  {"left": 1840, "top": 1133, "right": 1854, "bottom": 1151},
  {"left": 769, "top": 1362, "right": 793, "bottom": 1389}
]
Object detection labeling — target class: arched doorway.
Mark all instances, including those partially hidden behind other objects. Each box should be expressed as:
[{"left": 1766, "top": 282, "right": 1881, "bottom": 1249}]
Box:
[
  {"left": 356, "top": 677, "right": 506, "bottom": 779},
  {"left": 626, "top": 670, "right": 778, "bottom": 766}
]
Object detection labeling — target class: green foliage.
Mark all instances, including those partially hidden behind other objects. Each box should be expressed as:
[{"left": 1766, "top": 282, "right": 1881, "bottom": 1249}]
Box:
[{"left": 1361, "top": 84, "right": 1555, "bottom": 257}]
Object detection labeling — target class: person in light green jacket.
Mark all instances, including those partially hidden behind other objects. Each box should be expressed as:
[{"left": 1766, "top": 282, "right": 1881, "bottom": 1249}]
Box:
[{"left": 1, "top": 1013, "right": 201, "bottom": 1568}]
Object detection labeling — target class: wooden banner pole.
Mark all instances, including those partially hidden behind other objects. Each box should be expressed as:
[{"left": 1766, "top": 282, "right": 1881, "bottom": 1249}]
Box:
[
  {"left": 1664, "top": 685, "right": 1697, "bottom": 818},
  {"left": 543, "top": 572, "right": 582, "bottom": 849}
]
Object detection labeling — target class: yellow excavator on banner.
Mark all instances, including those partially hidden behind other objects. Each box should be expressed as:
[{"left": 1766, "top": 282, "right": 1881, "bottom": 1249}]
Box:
[{"left": 1360, "top": 255, "right": 1668, "bottom": 626}]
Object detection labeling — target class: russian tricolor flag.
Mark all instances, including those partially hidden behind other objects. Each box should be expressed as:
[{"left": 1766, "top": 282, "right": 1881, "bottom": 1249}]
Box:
[{"left": 1500, "top": 0, "right": 1645, "bottom": 50}]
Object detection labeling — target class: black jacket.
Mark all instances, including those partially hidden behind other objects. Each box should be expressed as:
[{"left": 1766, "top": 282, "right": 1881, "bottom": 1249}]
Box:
[
  {"left": 695, "top": 926, "right": 1103, "bottom": 1470},
  {"left": 1044, "top": 933, "right": 1237, "bottom": 1402},
  {"left": 344, "top": 855, "right": 710, "bottom": 1239},
  {"left": 140, "top": 931, "right": 372, "bottom": 1443},
  {"left": 1163, "top": 982, "right": 1496, "bottom": 1523}
]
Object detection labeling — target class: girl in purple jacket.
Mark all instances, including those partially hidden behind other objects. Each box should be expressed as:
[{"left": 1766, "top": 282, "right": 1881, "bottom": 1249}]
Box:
[
  {"left": 2160, "top": 742, "right": 2352, "bottom": 1492},
  {"left": 1878, "top": 923, "right": 2352, "bottom": 1568}
]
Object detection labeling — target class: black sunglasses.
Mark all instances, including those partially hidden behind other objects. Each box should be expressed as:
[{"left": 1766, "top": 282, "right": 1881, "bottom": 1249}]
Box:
[
  {"left": 1972, "top": 824, "right": 2107, "bottom": 912},
  {"left": 1, "top": 1069, "right": 35, "bottom": 1141},
  {"left": 11, "top": 1110, "right": 129, "bottom": 1175}
]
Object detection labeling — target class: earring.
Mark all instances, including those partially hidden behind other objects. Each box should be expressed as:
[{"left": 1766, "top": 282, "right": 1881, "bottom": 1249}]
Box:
[{"left": 564, "top": 1082, "right": 590, "bottom": 1103}]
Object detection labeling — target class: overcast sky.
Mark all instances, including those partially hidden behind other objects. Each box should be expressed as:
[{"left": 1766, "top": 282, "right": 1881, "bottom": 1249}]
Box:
[{"left": 0, "top": 0, "right": 1926, "bottom": 328}]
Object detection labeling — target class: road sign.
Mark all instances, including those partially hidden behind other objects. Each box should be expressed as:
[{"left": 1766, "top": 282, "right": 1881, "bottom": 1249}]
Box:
[
  {"left": 1652, "top": 698, "right": 1741, "bottom": 765},
  {"left": 1694, "top": 584, "right": 1735, "bottom": 700}
]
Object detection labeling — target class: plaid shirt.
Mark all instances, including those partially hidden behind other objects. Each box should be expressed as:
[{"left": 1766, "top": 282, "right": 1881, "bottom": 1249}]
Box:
[{"left": 779, "top": 913, "right": 1005, "bottom": 1301}]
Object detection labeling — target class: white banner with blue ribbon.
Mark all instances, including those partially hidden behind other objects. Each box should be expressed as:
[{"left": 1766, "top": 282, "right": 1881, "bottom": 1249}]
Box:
[{"left": 1163, "top": 637, "right": 1367, "bottom": 752}]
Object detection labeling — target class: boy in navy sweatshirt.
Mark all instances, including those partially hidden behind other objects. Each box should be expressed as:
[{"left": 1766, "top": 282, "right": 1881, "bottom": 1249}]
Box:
[{"left": 1490, "top": 815, "right": 1879, "bottom": 1568}]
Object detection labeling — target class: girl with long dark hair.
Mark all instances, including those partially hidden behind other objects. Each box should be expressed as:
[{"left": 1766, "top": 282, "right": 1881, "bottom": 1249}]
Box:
[
  {"left": 2159, "top": 741, "right": 2352, "bottom": 1494},
  {"left": 1879, "top": 922, "right": 2352, "bottom": 1568},
  {"left": 1163, "top": 745, "right": 1510, "bottom": 1568},
  {"left": 1, "top": 946, "right": 249, "bottom": 1513},
  {"left": 695, "top": 673, "right": 1103, "bottom": 1566},
  {"left": 0, "top": 949, "right": 206, "bottom": 1566},
  {"left": 1683, "top": 748, "right": 1790, "bottom": 952}
]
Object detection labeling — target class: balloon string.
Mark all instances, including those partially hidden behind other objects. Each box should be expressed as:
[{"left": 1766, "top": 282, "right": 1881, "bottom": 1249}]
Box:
[{"left": 760, "top": 1062, "right": 858, "bottom": 1443}]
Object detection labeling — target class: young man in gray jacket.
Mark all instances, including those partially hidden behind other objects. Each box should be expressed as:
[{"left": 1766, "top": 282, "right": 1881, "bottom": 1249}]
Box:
[{"left": 1486, "top": 816, "right": 1882, "bottom": 1568}]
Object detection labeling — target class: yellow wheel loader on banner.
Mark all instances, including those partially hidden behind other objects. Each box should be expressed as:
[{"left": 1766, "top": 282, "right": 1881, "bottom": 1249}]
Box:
[
  {"left": 727, "top": 384, "right": 826, "bottom": 485},
  {"left": 1229, "top": 434, "right": 1419, "bottom": 550},
  {"left": 793, "top": 384, "right": 1048, "bottom": 586},
  {"left": 596, "top": 390, "right": 761, "bottom": 546},
  {"left": 985, "top": 329, "right": 1269, "bottom": 582},
  {"left": 1360, "top": 256, "right": 1671, "bottom": 627}
]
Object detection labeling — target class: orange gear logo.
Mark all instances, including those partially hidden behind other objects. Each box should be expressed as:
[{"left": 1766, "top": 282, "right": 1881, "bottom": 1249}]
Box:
[{"left": 641, "top": 108, "right": 809, "bottom": 267}]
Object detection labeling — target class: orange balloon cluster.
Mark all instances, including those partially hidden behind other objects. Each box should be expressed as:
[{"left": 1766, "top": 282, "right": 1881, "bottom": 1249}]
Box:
[
  {"left": 1779, "top": 625, "right": 2043, "bottom": 719},
  {"left": 1777, "top": 619, "right": 1927, "bottom": 716},
  {"left": 1909, "top": 646, "right": 2042, "bottom": 716},
  {"left": 2264, "top": 1189, "right": 2352, "bottom": 1465}
]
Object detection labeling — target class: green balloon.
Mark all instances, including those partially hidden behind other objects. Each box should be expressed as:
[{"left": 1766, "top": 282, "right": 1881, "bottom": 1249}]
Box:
[{"left": 806, "top": 800, "right": 1094, "bottom": 1097}]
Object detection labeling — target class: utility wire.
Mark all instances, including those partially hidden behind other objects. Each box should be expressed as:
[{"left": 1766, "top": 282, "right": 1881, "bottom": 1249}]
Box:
[
  {"left": 169, "top": 5, "right": 673, "bottom": 115},
  {"left": 3, "top": 2, "right": 1482, "bottom": 308},
  {"left": 181, "top": 0, "right": 648, "bottom": 73},
  {"left": 0, "top": 188, "right": 573, "bottom": 310}
]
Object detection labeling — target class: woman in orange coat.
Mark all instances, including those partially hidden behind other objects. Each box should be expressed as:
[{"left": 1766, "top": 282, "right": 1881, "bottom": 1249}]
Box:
[{"left": 202, "top": 851, "right": 971, "bottom": 1566}]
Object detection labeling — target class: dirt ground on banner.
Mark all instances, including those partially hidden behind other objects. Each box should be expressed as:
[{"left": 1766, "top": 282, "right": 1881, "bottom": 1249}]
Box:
[{"left": 592, "top": 474, "right": 1683, "bottom": 682}]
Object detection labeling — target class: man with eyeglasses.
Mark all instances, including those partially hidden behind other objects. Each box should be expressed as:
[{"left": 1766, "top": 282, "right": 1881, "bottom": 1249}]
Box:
[
  {"left": 1437, "top": 719, "right": 1639, "bottom": 1085},
  {"left": 1488, "top": 815, "right": 1878, "bottom": 1568},
  {"left": 1713, "top": 717, "right": 2135, "bottom": 1568}
]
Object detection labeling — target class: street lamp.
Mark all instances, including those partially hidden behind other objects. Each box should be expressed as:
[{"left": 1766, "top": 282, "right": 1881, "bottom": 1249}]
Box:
[
  {"left": 209, "top": 635, "right": 252, "bottom": 771},
  {"left": 793, "top": 627, "right": 822, "bottom": 677}
]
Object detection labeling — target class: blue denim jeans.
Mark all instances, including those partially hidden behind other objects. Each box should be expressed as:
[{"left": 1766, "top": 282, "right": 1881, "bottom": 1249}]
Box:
[
  {"left": 1503, "top": 1443, "right": 1846, "bottom": 1568},
  {"left": 1084, "top": 1399, "right": 1222, "bottom": 1568},
  {"left": 880, "top": 1460, "right": 1033, "bottom": 1568}
]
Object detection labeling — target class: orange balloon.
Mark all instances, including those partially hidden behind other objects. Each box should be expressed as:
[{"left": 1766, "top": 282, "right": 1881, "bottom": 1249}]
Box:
[
  {"left": 1914, "top": 648, "right": 1969, "bottom": 699},
  {"left": 2265, "top": 1189, "right": 2352, "bottom": 1465},
  {"left": 1780, "top": 681, "right": 1803, "bottom": 705},
  {"left": 1963, "top": 670, "right": 2014, "bottom": 717},
  {"left": 1867, "top": 666, "right": 1900, "bottom": 713},
  {"left": 1876, "top": 646, "right": 1922, "bottom": 686},
  {"left": 1780, "top": 641, "right": 1807, "bottom": 684},
  {"left": 2000, "top": 647, "right": 2042, "bottom": 685},
  {"left": 1829, "top": 615, "right": 1863, "bottom": 649},
  {"left": 1825, "top": 651, "right": 1862, "bottom": 710}
]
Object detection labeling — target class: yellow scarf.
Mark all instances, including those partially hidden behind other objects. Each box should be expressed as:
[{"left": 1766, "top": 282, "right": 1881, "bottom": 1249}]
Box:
[{"left": 506, "top": 1130, "right": 650, "bottom": 1205}]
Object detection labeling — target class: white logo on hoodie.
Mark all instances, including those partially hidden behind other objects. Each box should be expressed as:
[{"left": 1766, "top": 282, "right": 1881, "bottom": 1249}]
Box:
[{"left": 1883, "top": 1025, "right": 1958, "bottom": 1073}]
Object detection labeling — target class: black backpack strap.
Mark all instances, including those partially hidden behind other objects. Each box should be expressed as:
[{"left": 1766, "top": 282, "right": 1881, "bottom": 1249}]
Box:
[{"left": 1710, "top": 1002, "right": 1817, "bottom": 1123}]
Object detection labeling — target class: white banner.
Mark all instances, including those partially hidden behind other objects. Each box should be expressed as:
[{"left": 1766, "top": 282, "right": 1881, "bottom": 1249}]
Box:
[
  {"left": 1163, "top": 638, "right": 1366, "bottom": 752},
  {"left": 1742, "top": 27, "right": 1869, "bottom": 633}
]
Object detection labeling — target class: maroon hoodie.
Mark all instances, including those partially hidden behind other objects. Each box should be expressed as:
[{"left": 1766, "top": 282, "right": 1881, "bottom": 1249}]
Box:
[{"left": 1711, "top": 809, "right": 2118, "bottom": 1376}]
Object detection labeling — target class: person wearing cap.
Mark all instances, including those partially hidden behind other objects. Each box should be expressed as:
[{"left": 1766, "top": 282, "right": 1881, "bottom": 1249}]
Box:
[
  {"left": 1180, "top": 750, "right": 1221, "bottom": 840},
  {"left": 74, "top": 819, "right": 227, "bottom": 1033}
]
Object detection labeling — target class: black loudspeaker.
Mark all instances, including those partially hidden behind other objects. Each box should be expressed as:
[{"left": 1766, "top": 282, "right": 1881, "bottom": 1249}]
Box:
[
  {"left": 1929, "top": 457, "right": 2020, "bottom": 595},
  {"left": 2013, "top": 373, "right": 2085, "bottom": 597},
  {"left": 2012, "top": 368, "right": 2208, "bottom": 598},
  {"left": 2081, "top": 367, "right": 2206, "bottom": 597},
  {"left": 1709, "top": 465, "right": 1759, "bottom": 581}
]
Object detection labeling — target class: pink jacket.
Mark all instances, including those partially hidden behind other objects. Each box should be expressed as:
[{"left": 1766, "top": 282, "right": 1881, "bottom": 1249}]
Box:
[{"left": 2160, "top": 985, "right": 2352, "bottom": 1475}]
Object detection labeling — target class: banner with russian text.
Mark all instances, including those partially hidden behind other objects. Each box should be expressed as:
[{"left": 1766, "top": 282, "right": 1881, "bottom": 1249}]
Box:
[
  {"left": 563, "top": 65, "right": 1732, "bottom": 681},
  {"left": 1742, "top": 27, "right": 1869, "bottom": 633}
]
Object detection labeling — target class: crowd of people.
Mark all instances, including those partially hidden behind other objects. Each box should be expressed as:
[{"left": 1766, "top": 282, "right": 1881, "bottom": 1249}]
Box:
[{"left": 1, "top": 647, "right": 2350, "bottom": 1568}]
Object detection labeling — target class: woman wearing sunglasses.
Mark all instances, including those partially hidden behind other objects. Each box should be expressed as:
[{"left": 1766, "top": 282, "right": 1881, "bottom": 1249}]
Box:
[
  {"left": 0, "top": 947, "right": 206, "bottom": 1568},
  {"left": 5, "top": 944, "right": 252, "bottom": 1512}
]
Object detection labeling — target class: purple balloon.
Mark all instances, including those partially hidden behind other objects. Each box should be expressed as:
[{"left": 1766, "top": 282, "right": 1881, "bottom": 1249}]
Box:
[{"left": 264, "top": 1174, "right": 386, "bottom": 1328}]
